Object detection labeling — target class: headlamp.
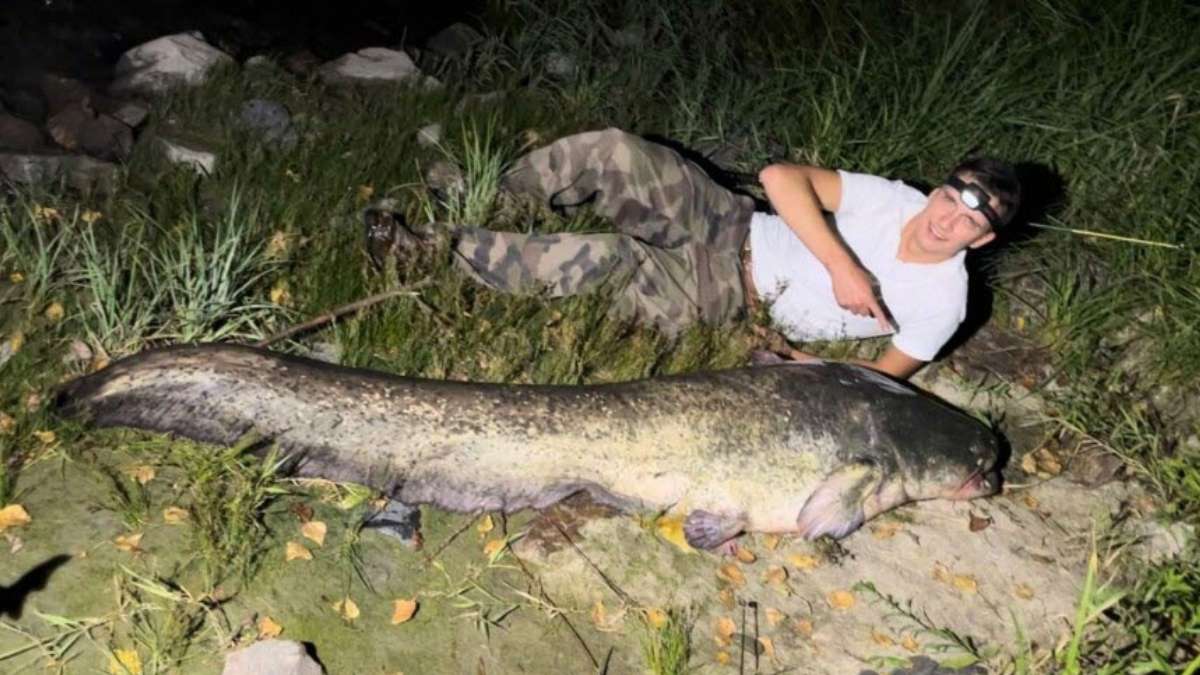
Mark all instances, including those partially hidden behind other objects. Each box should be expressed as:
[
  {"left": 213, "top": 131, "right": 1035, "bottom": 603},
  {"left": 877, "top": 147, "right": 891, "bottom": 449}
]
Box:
[{"left": 945, "top": 175, "right": 1000, "bottom": 228}]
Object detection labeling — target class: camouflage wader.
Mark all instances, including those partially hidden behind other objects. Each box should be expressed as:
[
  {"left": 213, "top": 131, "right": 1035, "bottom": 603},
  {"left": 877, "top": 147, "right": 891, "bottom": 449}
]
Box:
[{"left": 450, "top": 128, "right": 755, "bottom": 335}]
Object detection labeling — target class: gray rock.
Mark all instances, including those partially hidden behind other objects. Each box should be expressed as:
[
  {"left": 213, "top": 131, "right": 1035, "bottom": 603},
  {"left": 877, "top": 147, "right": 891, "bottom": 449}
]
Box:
[
  {"left": 47, "top": 103, "right": 134, "bottom": 161},
  {"left": 159, "top": 137, "right": 217, "bottom": 175},
  {"left": 111, "top": 32, "right": 235, "bottom": 96},
  {"left": 416, "top": 123, "right": 442, "bottom": 148},
  {"left": 424, "top": 159, "right": 464, "bottom": 197},
  {"left": 0, "top": 88, "right": 47, "bottom": 123},
  {"left": 284, "top": 50, "right": 322, "bottom": 77},
  {"left": 318, "top": 47, "right": 422, "bottom": 85},
  {"left": 238, "top": 99, "right": 296, "bottom": 148},
  {"left": 307, "top": 341, "right": 342, "bottom": 365},
  {"left": 64, "top": 155, "right": 119, "bottom": 194},
  {"left": 425, "top": 22, "right": 484, "bottom": 58},
  {"left": 0, "top": 152, "right": 65, "bottom": 185},
  {"left": 0, "top": 114, "right": 44, "bottom": 151},
  {"left": 244, "top": 55, "right": 274, "bottom": 69},
  {"left": 544, "top": 51, "right": 578, "bottom": 78},
  {"left": 104, "top": 101, "right": 149, "bottom": 129},
  {"left": 222, "top": 639, "right": 324, "bottom": 675},
  {"left": 1065, "top": 451, "right": 1126, "bottom": 487},
  {"left": 40, "top": 74, "right": 93, "bottom": 116}
]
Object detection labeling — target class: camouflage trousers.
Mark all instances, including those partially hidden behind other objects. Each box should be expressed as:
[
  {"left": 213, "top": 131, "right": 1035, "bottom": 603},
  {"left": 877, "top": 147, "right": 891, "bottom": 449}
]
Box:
[{"left": 450, "top": 128, "right": 755, "bottom": 335}]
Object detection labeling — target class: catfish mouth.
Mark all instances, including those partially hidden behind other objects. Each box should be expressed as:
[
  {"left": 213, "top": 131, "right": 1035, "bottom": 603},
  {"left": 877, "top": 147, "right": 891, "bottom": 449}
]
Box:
[{"left": 951, "top": 467, "right": 999, "bottom": 500}]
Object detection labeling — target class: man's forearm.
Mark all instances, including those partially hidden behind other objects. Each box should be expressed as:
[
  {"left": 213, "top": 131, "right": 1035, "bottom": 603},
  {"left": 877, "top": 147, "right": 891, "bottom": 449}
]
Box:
[{"left": 758, "top": 164, "right": 854, "bottom": 272}]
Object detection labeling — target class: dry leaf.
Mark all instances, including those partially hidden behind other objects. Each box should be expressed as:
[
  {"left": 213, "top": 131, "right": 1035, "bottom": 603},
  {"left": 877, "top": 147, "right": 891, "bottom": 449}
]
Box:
[
  {"left": 715, "top": 617, "right": 736, "bottom": 646},
  {"left": 735, "top": 547, "right": 757, "bottom": 564},
  {"left": 108, "top": 648, "right": 142, "bottom": 675},
  {"left": 644, "top": 608, "right": 668, "bottom": 630},
  {"left": 43, "top": 302, "right": 64, "bottom": 323},
  {"left": 357, "top": 184, "right": 375, "bottom": 204},
  {"left": 391, "top": 599, "right": 418, "bottom": 624},
  {"left": 827, "top": 590, "right": 855, "bottom": 610},
  {"left": 81, "top": 209, "right": 103, "bottom": 225},
  {"left": 788, "top": 553, "right": 821, "bottom": 570},
  {"left": 290, "top": 502, "right": 314, "bottom": 522},
  {"left": 591, "top": 600, "right": 607, "bottom": 627},
  {"left": 871, "top": 629, "right": 895, "bottom": 647},
  {"left": 901, "top": 633, "right": 920, "bottom": 652},
  {"left": 333, "top": 597, "right": 360, "bottom": 621},
  {"left": 266, "top": 230, "right": 292, "bottom": 259},
  {"left": 765, "top": 608, "right": 785, "bottom": 627},
  {"left": 717, "top": 563, "right": 746, "bottom": 587},
  {"left": 1020, "top": 452, "right": 1038, "bottom": 474},
  {"left": 477, "top": 514, "right": 494, "bottom": 537},
  {"left": 952, "top": 574, "right": 979, "bottom": 594},
  {"left": 715, "top": 651, "right": 731, "bottom": 665},
  {"left": 870, "top": 521, "right": 901, "bottom": 540},
  {"left": 114, "top": 533, "right": 143, "bottom": 553},
  {"left": 482, "top": 538, "right": 506, "bottom": 558},
  {"left": 285, "top": 541, "right": 313, "bottom": 561},
  {"left": 258, "top": 616, "right": 283, "bottom": 638},
  {"left": 763, "top": 534, "right": 781, "bottom": 551},
  {"left": 270, "top": 282, "right": 291, "bottom": 306},
  {"left": 0, "top": 412, "right": 13, "bottom": 434},
  {"left": 24, "top": 392, "right": 42, "bottom": 413},
  {"left": 932, "top": 562, "right": 952, "bottom": 584},
  {"left": 33, "top": 430, "right": 56, "bottom": 445},
  {"left": 127, "top": 465, "right": 156, "bottom": 485},
  {"left": 0, "top": 504, "right": 31, "bottom": 531},
  {"left": 717, "top": 587, "right": 736, "bottom": 610},
  {"left": 758, "top": 636, "right": 776, "bottom": 658},
  {"left": 655, "top": 513, "right": 694, "bottom": 553},
  {"left": 7, "top": 533, "right": 24, "bottom": 554},
  {"left": 763, "top": 565, "right": 788, "bottom": 586},
  {"left": 1022, "top": 493, "right": 1040, "bottom": 510},
  {"left": 9, "top": 272, "right": 24, "bottom": 284},
  {"left": 793, "top": 618, "right": 815, "bottom": 638},
  {"left": 1014, "top": 583, "right": 1036, "bottom": 600},
  {"left": 968, "top": 512, "right": 992, "bottom": 532},
  {"left": 301, "top": 520, "right": 327, "bottom": 546},
  {"left": 162, "top": 507, "right": 189, "bottom": 524}
]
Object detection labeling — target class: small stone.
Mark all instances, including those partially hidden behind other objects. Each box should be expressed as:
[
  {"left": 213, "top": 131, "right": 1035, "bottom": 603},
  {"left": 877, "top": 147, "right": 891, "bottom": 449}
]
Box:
[
  {"left": 416, "top": 123, "right": 441, "bottom": 148},
  {"left": 544, "top": 51, "right": 577, "bottom": 78},
  {"left": 0, "top": 114, "right": 44, "bottom": 151},
  {"left": 0, "top": 151, "right": 65, "bottom": 185},
  {"left": 238, "top": 99, "right": 296, "bottom": 148},
  {"left": 244, "top": 55, "right": 274, "bottom": 69},
  {"left": 424, "top": 23, "right": 485, "bottom": 58},
  {"left": 221, "top": 639, "right": 324, "bottom": 675},
  {"left": 104, "top": 101, "right": 149, "bottom": 129},
  {"left": 318, "top": 48, "right": 423, "bottom": 86},
  {"left": 111, "top": 33, "right": 235, "bottom": 96},
  {"left": 423, "top": 159, "right": 464, "bottom": 196},
  {"left": 1066, "top": 452, "right": 1126, "bottom": 487},
  {"left": 159, "top": 137, "right": 217, "bottom": 175},
  {"left": 64, "top": 155, "right": 119, "bottom": 194},
  {"left": 47, "top": 103, "right": 134, "bottom": 161}
]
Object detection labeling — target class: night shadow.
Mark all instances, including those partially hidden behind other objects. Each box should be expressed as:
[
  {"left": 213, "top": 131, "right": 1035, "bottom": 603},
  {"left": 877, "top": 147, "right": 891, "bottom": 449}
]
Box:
[
  {"left": 0, "top": 554, "right": 72, "bottom": 620},
  {"left": 939, "top": 161, "right": 1067, "bottom": 357}
]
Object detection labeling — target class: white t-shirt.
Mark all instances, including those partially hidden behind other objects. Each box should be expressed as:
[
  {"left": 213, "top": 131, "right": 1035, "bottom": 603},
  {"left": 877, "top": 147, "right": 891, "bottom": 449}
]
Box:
[{"left": 749, "top": 170, "right": 968, "bottom": 361}]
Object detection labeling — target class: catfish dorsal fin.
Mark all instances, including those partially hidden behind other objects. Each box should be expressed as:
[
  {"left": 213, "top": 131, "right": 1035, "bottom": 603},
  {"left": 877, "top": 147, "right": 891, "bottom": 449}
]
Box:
[{"left": 796, "top": 461, "right": 882, "bottom": 540}]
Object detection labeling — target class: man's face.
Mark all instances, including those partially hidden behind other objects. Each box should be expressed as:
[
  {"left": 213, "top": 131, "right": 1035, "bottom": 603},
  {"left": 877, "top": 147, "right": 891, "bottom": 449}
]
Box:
[{"left": 913, "top": 175, "right": 999, "bottom": 256}]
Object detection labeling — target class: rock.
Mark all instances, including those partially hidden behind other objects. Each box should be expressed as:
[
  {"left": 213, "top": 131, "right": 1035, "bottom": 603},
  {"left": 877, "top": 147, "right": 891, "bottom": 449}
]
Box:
[
  {"left": 1065, "top": 451, "right": 1126, "bottom": 488},
  {"left": 284, "top": 50, "right": 321, "bottom": 77},
  {"left": 159, "top": 137, "right": 217, "bottom": 175},
  {"left": 307, "top": 341, "right": 342, "bottom": 365},
  {"left": 63, "top": 155, "right": 119, "bottom": 194},
  {"left": 111, "top": 32, "right": 235, "bottom": 96},
  {"left": 424, "top": 159, "right": 464, "bottom": 197},
  {"left": 0, "top": 88, "right": 47, "bottom": 123},
  {"left": 318, "top": 47, "right": 426, "bottom": 86},
  {"left": 0, "top": 115, "right": 45, "bottom": 151},
  {"left": 63, "top": 340, "right": 93, "bottom": 365},
  {"left": 244, "top": 55, "right": 274, "bottom": 69},
  {"left": 46, "top": 102, "right": 134, "bottom": 161},
  {"left": 1135, "top": 521, "right": 1195, "bottom": 564},
  {"left": 222, "top": 639, "right": 324, "bottom": 675},
  {"left": 544, "top": 51, "right": 578, "bottom": 78},
  {"left": 102, "top": 101, "right": 149, "bottom": 129},
  {"left": 424, "top": 22, "right": 484, "bottom": 58},
  {"left": 40, "top": 74, "right": 93, "bottom": 116},
  {"left": 0, "top": 152, "right": 65, "bottom": 185},
  {"left": 238, "top": 99, "right": 296, "bottom": 148},
  {"left": 363, "top": 500, "right": 422, "bottom": 548},
  {"left": 416, "top": 123, "right": 442, "bottom": 148}
]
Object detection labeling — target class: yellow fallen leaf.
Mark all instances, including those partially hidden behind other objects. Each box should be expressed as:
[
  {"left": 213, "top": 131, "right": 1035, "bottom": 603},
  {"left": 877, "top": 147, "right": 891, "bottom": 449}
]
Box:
[
  {"left": 285, "top": 541, "right": 313, "bottom": 561},
  {"left": 333, "top": 597, "right": 359, "bottom": 621},
  {"left": 9, "top": 272, "right": 24, "bottom": 284},
  {"left": 24, "top": 393, "right": 42, "bottom": 413},
  {"left": 108, "top": 648, "right": 142, "bottom": 675},
  {"left": 266, "top": 230, "right": 292, "bottom": 259},
  {"left": 33, "top": 430, "right": 56, "bottom": 445},
  {"left": 717, "top": 587, "right": 736, "bottom": 609},
  {"left": 477, "top": 514, "right": 494, "bottom": 537},
  {"left": 91, "top": 356, "right": 110, "bottom": 372},
  {"left": 1020, "top": 452, "right": 1039, "bottom": 474},
  {"left": 162, "top": 507, "right": 189, "bottom": 524},
  {"left": 357, "top": 185, "right": 375, "bottom": 204},
  {"left": 932, "top": 562, "right": 952, "bottom": 584},
  {"left": 1014, "top": 583, "right": 1036, "bottom": 600},
  {"left": 655, "top": 513, "right": 694, "bottom": 553},
  {"left": 126, "top": 465, "right": 156, "bottom": 485},
  {"left": 258, "top": 616, "right": 283, "bottom": 638},
  {"left": 81, "top": 209, "right": 103, "bottom": 225},
  {"left": 870, "top": 521, "right": 901, "bottom": 540},
  {"left": 1023, "top": 494, "right": 1040, "bottom": 510},
  {"left": 901, "top": 633, "right": 920, "bottom": 652},
  {"left": 114, "top": 533, "right": 143, "bottom": 553},
  {"left": 644, "top": 608, "right": 668, "bottom": 630},
  {"left": 482, "top": 538, "right": 506, "bottom": 558},
  {"left": 0, "top": 504, "right": 31, "bottom": 531},
  {"left": 871, "top": 629, "right": 895, "bottom": 647},
  {"left": 763, "top": 565, "right": 788, "bottom": 586},
  {"left": 765, "top": 607, "right": 785, "bottom": 627},
  {"left": 758, "top": 636, "right": 776, "bottom": 658},
  {"left": 717, "top": 563, "right": 746, "bottom": 588},
  {"left": 391, "top": 599, "right": 418, "bottom": 624},
  {"left": 827, "top": 590, "right": 855, "bottom": 610},
  {"left": 735, "top": 547, "right": 757, "bottom": 564},
  {"left": 301, "top": 520, "right": 327, "bottom": 546},
  {"left": 0, "top": 412, "right": 13, "bottom": 434},
  {"left": 788, "top": 553, "right": 821, "bottom": 570},
  {"left": 591, "top": 600, "right": 607, "bottom": 627},
  {"left": 763, "top": 534, "right": 781, "bottom": 551},
  {"left": 715, "top": 651, "right": 731, "bottom": 665},
  {"left": 270, "top": 282, "right": 291, "bottom": 306},
  {"left": 715, "top": 617, "right": 736, "bottom": 646},
  {"left": 44, "top": 302, "right": 64, "bottom": 323},
  {"left": 32, "top": 205, "right": 60, "bottom": 222},
  {"left": 793, "top": 618, "right": 815, "bottom": 638},
  {"left": 952, "top": 574, "right": 979, "bottom": 594}
]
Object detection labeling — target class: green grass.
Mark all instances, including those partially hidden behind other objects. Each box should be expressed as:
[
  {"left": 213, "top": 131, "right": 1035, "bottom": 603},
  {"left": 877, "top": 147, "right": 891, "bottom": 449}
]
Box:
[{"left": 0, "top": 0, "right": 1197, "bottom": 670}]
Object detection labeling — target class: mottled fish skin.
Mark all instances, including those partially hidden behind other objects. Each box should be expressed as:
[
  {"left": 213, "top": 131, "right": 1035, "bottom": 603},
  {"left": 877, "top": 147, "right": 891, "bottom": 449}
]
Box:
[{"left": 55, "top": 344, "right": 1000, "bottom": 548}]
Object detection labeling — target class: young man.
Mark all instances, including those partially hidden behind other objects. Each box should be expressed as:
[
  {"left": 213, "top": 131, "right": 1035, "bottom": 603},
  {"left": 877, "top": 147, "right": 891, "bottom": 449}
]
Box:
[{"left": 365, "top": 128, "right": 1020, "bottom": 380}]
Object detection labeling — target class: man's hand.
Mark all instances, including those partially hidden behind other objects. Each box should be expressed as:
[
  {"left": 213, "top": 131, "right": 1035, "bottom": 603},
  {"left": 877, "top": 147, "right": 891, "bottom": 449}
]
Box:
[{"left": 829, "top": 263, "right": 894, "bottom": 332}]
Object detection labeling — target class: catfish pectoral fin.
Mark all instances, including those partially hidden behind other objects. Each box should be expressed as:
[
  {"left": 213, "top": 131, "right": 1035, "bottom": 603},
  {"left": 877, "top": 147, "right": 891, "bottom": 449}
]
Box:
[
  {"left": 796, "top": 461, "right": 883, "bottom": 540},
  {"left": 683, "top": 510, "right": 746, "bottom": 550}
]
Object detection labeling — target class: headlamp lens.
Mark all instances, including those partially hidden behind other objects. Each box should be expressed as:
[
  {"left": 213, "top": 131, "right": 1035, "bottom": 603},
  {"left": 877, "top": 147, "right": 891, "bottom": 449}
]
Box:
[{"left": 945, "top": 175, "right": 1000, "bottom": 229}]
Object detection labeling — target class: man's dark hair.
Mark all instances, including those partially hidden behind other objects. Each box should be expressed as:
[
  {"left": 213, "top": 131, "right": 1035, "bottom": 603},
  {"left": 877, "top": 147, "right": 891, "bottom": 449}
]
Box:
[{"left": 949, "top": 157, "right": 1022, "bottom": 227}]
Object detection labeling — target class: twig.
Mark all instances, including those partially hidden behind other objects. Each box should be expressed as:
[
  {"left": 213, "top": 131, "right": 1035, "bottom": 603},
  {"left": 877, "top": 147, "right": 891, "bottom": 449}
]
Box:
[
  {"left": 551, "top": 520, "right": 633, "bottom": 605},
  {"left": 1027, "top": 221, "right": 1185, "bottom": 250},
  {"left": 508, "top": 545, "right": 600, "bottom": 670},
  {"left": 254, "top": 278, "right": 435, "bottom": 348}
]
